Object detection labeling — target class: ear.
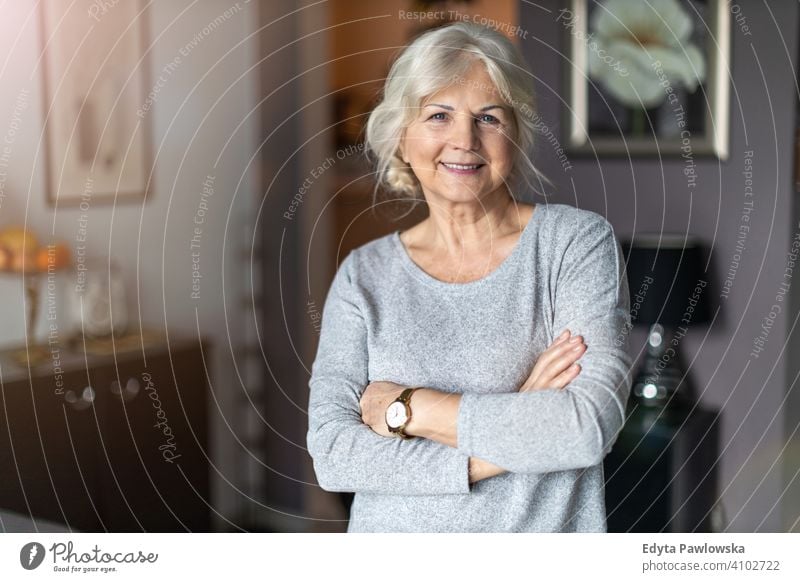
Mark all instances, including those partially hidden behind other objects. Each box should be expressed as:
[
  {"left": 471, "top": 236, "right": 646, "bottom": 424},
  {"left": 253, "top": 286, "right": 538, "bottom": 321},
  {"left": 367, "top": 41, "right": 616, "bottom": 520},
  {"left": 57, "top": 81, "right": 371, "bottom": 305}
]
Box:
[{"left": 398, "top": 130, "right": 409, "bottom": 164}]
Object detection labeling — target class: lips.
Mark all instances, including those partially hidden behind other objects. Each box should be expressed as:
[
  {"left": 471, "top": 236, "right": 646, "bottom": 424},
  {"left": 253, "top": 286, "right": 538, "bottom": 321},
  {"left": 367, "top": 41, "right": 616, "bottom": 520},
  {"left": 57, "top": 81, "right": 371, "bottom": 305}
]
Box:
[
  {"left": 440, "top": 162, "right": 484, "bottom": 176},
  {"left": 441, "top": 162, "right": 483, "bottom": 170}
]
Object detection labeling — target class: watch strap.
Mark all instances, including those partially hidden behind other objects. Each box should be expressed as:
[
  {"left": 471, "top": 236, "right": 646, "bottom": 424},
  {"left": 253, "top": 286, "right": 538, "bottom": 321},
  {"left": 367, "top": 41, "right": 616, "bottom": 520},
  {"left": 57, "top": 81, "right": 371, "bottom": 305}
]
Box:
[
  {"left": 398, "top": 387, "right": 418, "bottom": 405},
  {"left": 390, "top": 387, "right": 420, "bottom": 439}
]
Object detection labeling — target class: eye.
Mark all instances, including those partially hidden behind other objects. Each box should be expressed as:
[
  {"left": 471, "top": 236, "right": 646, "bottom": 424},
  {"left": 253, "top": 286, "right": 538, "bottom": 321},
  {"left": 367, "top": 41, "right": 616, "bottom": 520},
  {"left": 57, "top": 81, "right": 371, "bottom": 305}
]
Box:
[
  {"left": 428, "top": 112, "right": 448, "bottom": 121},
  {"left": 477, "top": 114, "right": 500, "bottom": 125}
]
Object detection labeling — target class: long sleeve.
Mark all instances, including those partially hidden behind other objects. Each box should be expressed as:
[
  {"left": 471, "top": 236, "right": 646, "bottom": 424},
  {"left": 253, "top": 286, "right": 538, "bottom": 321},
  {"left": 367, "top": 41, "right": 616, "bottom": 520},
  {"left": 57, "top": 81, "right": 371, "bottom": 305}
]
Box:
[
  {"left": 455, "top": 215, "right": 633, "bottom": 474},
  {"left": 306, "top": 251, "right": 471, "bottom": 495}
]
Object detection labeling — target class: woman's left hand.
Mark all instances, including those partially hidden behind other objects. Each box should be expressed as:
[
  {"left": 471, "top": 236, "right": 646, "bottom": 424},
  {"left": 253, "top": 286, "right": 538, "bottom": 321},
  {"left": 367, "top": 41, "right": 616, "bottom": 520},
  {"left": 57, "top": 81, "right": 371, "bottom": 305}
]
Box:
[{"left": 359, "top": 381, "right": 407, "bottom": 437}]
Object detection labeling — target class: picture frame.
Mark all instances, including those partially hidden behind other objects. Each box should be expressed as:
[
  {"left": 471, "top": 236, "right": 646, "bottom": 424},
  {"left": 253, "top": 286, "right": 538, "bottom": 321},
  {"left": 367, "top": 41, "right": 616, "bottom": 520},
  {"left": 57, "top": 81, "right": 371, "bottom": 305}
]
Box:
[
  {"left": 40, "top": 0, "right": 152, "bottom": 206},
  {"left": 561, "top": 0, "right": 730, "bottom": 158}
]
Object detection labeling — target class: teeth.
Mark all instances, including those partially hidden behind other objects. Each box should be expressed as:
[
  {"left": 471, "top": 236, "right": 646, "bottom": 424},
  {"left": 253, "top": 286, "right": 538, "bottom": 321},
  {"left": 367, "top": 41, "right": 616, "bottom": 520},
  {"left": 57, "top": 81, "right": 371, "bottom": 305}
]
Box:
[{"left": 443, "top": 163, "right": 481, "bottom": 170}]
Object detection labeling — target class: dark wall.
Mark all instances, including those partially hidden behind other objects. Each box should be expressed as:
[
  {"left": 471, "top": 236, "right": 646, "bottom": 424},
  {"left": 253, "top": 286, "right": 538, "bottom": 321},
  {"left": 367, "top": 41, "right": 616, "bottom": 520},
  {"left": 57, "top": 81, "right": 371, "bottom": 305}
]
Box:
[
  {"left": 258, "top": 1, "right": 305, "bottom": 514},
  {"left": 520, "top": 0, "right": 799, "bottom": 532}
]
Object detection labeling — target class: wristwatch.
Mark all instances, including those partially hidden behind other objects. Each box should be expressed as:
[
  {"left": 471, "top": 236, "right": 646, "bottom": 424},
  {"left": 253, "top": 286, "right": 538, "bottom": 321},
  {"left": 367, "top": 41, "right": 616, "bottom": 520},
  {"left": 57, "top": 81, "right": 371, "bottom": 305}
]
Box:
[{"left": 385, "top": 387, "right": 420, "bottom": 439}]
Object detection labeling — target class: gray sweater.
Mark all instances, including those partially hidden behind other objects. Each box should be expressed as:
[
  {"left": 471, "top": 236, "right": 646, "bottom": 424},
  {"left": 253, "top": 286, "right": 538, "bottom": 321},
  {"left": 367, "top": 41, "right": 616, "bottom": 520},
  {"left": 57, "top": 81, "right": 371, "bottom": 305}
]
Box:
[{"left": 306, "top": 202, "right": 633, "bottom": 532}]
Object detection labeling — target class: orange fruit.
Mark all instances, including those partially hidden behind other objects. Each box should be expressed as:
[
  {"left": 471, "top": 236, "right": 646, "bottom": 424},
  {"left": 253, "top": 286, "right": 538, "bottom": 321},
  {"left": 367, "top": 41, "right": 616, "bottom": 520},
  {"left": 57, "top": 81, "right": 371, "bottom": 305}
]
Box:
[
  {"left": 35, "top": 248, "right": 50, "bottom": 272},
  {"left": 50, "top": 243, "right": 71, "bottom": 269},
  {"left": 0, "top": 227, "right": 38, "bottom": 254},
  {"left": 32, "top": 243, "right": 71, "bottom": 272},
  {"left": 10, "top": 250, "right": 36, "bottom": 273}
]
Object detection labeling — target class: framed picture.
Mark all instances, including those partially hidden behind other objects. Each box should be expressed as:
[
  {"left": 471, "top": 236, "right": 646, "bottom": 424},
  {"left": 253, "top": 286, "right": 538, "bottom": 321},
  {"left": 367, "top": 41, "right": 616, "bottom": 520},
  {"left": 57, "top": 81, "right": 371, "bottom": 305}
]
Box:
[
  {"left": 40, "top": 0, "right": 152, "bottom": 206},
  {"left": 561, "top": 0, "right": 730, "bottom": 158}
]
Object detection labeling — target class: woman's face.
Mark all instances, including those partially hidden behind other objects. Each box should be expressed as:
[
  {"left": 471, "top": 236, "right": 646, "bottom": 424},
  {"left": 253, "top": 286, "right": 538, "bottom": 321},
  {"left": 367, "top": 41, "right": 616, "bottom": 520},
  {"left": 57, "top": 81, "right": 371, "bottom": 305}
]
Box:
[{"left": 400, "top": 61, "right": 516, "bottom": 205}]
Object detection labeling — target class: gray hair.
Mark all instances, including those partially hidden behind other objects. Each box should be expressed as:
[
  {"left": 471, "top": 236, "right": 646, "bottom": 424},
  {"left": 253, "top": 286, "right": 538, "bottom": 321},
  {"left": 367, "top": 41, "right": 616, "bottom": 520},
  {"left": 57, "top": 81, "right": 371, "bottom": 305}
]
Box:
[{"left": 364, "top": 21, "right": 550, "bottom": 206}]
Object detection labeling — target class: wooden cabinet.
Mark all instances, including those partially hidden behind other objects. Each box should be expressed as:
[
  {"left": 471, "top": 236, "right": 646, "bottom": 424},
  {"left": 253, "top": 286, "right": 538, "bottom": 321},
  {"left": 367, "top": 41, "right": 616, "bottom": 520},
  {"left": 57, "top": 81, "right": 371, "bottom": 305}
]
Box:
[{"left": 0, "top": 337, "right": 210, "bottom": 532}]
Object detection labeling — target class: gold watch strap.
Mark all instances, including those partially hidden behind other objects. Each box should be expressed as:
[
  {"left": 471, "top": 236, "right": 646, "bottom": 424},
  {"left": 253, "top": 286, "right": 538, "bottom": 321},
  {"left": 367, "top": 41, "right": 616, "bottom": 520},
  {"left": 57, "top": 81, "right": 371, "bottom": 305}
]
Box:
[
  {"left": 395, "top": 387, "right": 419, "bottom": 439},
  {"left": 398, "top": 387, "right": 418, "bottom": 404}
]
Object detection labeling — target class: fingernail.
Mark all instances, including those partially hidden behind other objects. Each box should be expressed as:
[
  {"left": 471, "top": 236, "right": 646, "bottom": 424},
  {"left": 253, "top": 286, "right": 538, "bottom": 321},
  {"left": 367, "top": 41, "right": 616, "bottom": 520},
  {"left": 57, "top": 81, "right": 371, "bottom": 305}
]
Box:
[{"left": 572, "top": 344, "right": 583, "bottom": 352}]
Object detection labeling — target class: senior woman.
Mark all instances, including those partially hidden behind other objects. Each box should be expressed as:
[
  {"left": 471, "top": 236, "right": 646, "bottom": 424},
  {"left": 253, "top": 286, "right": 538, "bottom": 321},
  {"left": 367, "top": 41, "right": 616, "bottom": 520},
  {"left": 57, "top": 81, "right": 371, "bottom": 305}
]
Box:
[{"left": 306, "top": 22, "right": 632, "bottom": 532}]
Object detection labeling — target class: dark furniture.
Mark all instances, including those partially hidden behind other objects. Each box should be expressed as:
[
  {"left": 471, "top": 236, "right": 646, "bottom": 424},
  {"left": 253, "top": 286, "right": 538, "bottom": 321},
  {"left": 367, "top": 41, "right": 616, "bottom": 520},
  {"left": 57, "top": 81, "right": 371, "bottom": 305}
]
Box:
[
  {"left": 0, "top": 335, "right": 210, "bottom": 532},
  {"left": 604, "top": 403, "right": 721, "bottom": 532}
]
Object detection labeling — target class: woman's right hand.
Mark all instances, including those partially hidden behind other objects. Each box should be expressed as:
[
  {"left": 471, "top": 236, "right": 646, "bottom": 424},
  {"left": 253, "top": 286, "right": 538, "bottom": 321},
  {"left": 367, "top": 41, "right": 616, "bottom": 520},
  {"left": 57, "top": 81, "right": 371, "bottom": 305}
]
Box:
[{"left": 519, "top": 330, "right": 585, "bottom": 392}]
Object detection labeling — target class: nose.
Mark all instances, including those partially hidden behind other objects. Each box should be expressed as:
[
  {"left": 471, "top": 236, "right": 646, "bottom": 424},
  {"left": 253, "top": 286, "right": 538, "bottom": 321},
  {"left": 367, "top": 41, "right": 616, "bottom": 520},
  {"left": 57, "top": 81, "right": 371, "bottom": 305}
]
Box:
[{"left": 448, "top": 111, "right": 480, "bottom": 151}]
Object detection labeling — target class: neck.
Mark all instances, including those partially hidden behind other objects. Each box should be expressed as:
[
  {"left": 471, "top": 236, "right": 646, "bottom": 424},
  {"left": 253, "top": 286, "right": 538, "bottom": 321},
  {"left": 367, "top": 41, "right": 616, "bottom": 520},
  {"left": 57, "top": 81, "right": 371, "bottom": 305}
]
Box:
[{"left": 421, "top": 190, "right": 524, "bottom": 256}]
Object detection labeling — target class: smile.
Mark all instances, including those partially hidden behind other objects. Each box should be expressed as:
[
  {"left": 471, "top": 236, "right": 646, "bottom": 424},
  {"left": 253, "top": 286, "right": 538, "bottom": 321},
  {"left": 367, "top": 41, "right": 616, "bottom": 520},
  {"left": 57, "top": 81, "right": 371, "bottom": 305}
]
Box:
[{"left": 440, "top": 162, "right": 485, "bottom": 173}]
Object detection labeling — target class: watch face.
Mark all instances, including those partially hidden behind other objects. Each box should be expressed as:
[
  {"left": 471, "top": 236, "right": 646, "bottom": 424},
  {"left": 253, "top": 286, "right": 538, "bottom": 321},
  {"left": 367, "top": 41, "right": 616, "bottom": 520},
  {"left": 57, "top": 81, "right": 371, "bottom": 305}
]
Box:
[{"left": 386, "top": 401, "right": 408, "bottom": 428}]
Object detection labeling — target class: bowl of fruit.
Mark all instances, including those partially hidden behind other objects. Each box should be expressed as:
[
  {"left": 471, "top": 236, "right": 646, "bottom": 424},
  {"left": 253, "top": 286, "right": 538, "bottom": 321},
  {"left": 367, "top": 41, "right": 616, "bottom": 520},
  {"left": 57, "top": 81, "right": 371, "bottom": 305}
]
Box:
[
  {"left": 0, "top": 226, "right": 71, "bottom": 273},
  {"left": 0, "top": 226, "right": 72, "bottom": 366}
]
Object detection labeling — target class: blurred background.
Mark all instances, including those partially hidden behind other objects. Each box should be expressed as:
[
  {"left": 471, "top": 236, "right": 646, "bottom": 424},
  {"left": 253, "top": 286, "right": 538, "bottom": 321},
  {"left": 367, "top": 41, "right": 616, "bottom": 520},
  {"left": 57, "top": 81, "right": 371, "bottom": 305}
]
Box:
[{"left": 0, "top": 0, "right": 799, "bottom": 533}]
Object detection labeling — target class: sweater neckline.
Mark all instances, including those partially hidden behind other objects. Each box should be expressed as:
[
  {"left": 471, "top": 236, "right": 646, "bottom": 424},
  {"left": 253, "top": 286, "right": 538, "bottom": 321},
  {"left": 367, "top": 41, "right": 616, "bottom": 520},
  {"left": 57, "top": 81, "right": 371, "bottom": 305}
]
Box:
[{"left": 391, "top": 202, "right": 545, "bottom": 291}]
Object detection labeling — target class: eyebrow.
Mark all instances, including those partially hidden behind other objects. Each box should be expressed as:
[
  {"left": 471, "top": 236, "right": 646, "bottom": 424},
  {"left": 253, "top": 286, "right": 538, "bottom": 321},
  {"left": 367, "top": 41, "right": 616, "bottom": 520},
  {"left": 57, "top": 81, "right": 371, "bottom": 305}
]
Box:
[{"left": 424, "top": 103, "right": 505, "bottom": 112}]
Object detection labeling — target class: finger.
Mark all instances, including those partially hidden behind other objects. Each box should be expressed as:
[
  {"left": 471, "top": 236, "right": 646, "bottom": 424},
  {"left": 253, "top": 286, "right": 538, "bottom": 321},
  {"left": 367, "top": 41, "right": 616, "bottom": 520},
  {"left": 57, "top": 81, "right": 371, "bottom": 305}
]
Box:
[
  {"left": 524, "top": 335, "right": 585, "bottom": 387},
  {"left": 551, "top": 363, "right": 581, "bottom": 389},
  {"left": 565, "top": 334, "right": 584, "bottom": 345},
  {"left": 523, "top": 360, "right": 581, "bottom": 392},
  {"left": 535, "top": 343, "right": 586, "bottom": 384},
  {"left": 547, "top": 334, "right": 584, "bottom": 355},
  {"left": 536, "top": 336, "right": 585, "bottom": 370},
  {"left": 552, "top": 335, "right": 585, "bottom": 357},
  {"left": 553, "top": 329, "right": 570, "bottom": 344},
  {"left": 563, "top": 340, "right": 586, "bottom": 357},
  {"left": 556, "top": 343, "right": 586, "bottom": 369},
  {"left": 522, "top": 366, "right": 541, "bottom": 389}
]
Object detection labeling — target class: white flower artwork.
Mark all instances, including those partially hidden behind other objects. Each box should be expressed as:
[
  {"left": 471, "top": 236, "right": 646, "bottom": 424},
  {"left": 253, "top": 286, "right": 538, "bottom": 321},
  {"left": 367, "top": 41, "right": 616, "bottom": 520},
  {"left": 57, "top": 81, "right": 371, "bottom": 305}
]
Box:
[
  {"left": 563, "top": 0, "right": 730, "bottom": 158},
  {"left": 587, "top": 0, "right": 706, "bottom": 108}
]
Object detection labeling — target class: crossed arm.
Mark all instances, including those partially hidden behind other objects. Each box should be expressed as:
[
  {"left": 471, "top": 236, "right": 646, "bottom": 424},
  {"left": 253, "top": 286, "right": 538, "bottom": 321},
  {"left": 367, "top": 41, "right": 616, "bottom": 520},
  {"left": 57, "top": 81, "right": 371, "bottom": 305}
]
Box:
[
  {"left": 367, "top": 385, "right": 505, "bottom": 484},
  {"left": 408, "top": 390, "right": 503, "bottom": 483},
  {"left": 306, "top": 218, "right": 632, "bottom": 495},
  {"left": 357, "top": 329, "right": 589, "bottom": 484}
]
